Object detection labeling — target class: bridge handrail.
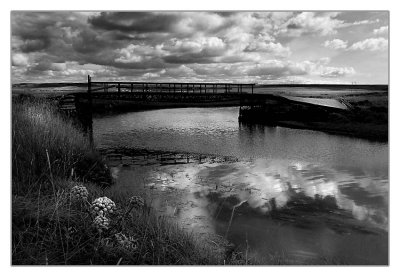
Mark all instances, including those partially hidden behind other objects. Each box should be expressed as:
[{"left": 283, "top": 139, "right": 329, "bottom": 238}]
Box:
[
  {"left": 90, "top": 81, "right": 256, "bottom": 86},
  {"left": 87, "top": 75, "right": 256, "bottom": 96}
]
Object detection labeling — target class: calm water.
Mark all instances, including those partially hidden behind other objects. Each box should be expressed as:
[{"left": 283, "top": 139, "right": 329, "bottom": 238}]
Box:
[{"left": 93, "top": 107, "right": 388, "bottom": 264}]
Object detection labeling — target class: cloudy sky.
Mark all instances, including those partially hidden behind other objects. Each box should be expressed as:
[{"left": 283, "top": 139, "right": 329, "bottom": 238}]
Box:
[{"left": 11, "top": 11, "right": 388, "bottom": 84}]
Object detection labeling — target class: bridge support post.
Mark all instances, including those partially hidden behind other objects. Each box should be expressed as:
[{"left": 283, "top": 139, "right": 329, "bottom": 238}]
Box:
[
  {"left": 86, "top": 75, "right": 93, "bottom": 146},
  {"left": 88, "top": 75, "right": 91, "bottom": 96}
]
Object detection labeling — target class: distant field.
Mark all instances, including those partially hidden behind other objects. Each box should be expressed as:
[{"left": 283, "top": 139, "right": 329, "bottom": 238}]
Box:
[
  {"left": 253, "top": 85, "right": 388, "bottom": 98},
  {"left": 12, "top": 83, "right": 388, "bottom": 104},
  {"left": 12, "top": 83, "right": 87, "bottom": 97}
]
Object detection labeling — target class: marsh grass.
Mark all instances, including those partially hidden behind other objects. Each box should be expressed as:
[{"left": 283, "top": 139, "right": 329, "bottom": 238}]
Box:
[
  {"left": 11, "top": 96, "right": 242, "bottom": 265},
  {"left": 12, "top": 182, "right": 229, "bottom": 265},
  {"left": 12, "top": 96, "right": 110, "bottom": 195}
]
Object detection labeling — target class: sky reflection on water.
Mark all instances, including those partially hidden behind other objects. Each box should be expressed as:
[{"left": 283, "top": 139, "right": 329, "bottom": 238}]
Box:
[
  {"left": 111, "top": 157, "right": 388, "bottom": 264},
  {"left": 94, "top": 107, "right": 388, "bottom": 264}
]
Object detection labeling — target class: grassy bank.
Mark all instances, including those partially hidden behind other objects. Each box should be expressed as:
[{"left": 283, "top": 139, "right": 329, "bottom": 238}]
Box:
[
  {"left": 239, "top": 94, "right": 388, "bottom": 142},
  {"left": 11, "top": 97, "right": 245, "bottom": 265},
  {"left": 12, "top": 95, "right": 111, "bottom": 195}
]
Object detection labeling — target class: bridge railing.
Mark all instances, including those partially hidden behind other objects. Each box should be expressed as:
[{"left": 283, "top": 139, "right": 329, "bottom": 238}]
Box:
[{"left": 87, "top": 75, "right": 255, "bottom": 95}]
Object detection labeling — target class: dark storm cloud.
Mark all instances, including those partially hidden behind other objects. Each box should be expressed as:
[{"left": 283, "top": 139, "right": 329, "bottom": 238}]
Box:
[
  {"left": 88, "top": 12, "right": 180, "bottom": 33},
  {"left": 12, "top": 12, "right": 135, "bottom": 70},
  {"left": 112, "top": 59, "right": 166, "bottom": 70},
  {"left": 286, "top": 23, "right": 301, "bottom": 29},
  {"left": 213, "top": 11, "right": 238, "bottom": 17},
  {"left": 11, "top": 12, "right": 58, "bottom": 52},
  {"left": 163, "top": 54, "right": 216, "bottom": 64},
  {"left": 71, "top": 29, "right": 109, "bottom": 54}
]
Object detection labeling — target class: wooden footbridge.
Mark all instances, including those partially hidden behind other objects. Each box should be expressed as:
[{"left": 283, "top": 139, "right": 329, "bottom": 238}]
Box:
[
  {"left": 87, "top": 75, "right": 254, "bottom": 95},
  {"left": 59, "top": 75, "right": 256, "bottom": 112}
]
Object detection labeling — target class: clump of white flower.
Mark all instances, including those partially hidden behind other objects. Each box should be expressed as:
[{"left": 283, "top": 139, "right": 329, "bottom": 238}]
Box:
[
  {"left": 115, "top": 232, "right": 138, "bottom": 250},
  {"left": 70, "top": 185, "right": 89, "bottom": 201},
  {"left": 129, "top": 196, "right": 144, "bottom": 209},
  {"left": 93, "top": 215, "right": 110, "bottom": 231},
  {"left": 92, "top": 197, "right": 116, "bottom": 216}
]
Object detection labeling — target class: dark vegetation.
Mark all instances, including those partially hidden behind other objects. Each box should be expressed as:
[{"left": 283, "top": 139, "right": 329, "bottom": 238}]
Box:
[
  {"left": 239, "top": 93, "right": 388, "bottom": 141},
  {"left": 11, "top": 96, "right": 246, "bottom": 265}
]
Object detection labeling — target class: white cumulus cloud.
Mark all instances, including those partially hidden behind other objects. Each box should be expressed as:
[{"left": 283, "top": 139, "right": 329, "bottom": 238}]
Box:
[
  {"left": 280, "top": 12, "right": 344, "bottom": 37},
  {"left": 348, "top": 37, "right": 388, "bottom": 51},
  {"left": 115, "top": 44, "right": 163, "bottom": 63},
  {"left": 12, "top": 53, "right": 29, "bottom": 66},
  {"left": 323, "top": 39, "right": 348, "bottom": 50},
  {"left": 373, "top": 26, "right": 388, "bottom": 36},
  {"left": 320, "top": 66, "right": 355, "bottom": 78}
]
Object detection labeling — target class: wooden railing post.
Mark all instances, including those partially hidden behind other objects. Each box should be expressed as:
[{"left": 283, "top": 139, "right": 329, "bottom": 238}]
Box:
[
  {"left": 86, "top": 75, "right": 93, "bottom": 146},
  {"left": 87, "top": 75, "right": 91, "bottom": 97},
  {"left": 87, "top": 75, "right": 93, "bottom": 109}
]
